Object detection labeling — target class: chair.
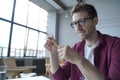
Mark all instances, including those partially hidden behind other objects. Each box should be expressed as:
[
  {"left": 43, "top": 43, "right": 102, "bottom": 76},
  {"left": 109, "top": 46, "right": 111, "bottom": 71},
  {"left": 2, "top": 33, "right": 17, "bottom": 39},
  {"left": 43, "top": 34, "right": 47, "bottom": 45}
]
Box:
[
  {"left": 2, "top": 57, "right": 36, "bottom": 78},
  {"left": 45, "top": 57, "right": 50, "bottom": 77}
]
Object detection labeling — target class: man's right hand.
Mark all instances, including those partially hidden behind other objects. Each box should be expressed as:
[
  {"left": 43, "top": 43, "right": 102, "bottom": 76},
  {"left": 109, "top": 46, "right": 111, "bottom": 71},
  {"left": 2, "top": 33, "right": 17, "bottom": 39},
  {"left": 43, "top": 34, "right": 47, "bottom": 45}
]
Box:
[{"left": 44, "top": 37, "right": 57, "bottom": 54}]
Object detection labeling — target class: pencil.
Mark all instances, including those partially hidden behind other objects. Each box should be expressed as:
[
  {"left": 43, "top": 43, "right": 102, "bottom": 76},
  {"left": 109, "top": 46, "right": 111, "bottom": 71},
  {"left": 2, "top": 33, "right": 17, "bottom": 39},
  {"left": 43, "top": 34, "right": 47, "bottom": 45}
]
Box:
[{"left": 51, "top": 39, "right": 58, "bottom": 47}]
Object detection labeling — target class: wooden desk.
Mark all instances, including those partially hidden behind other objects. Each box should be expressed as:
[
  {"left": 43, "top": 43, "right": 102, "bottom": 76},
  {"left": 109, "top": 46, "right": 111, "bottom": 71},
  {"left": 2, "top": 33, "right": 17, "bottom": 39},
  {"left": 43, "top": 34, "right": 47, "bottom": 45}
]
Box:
[
  {"left": 7, "top": 76, "right": 50, "bottom": 80},
  {"left": 6, "top": 66, "right": 36, "bottom": 78}
]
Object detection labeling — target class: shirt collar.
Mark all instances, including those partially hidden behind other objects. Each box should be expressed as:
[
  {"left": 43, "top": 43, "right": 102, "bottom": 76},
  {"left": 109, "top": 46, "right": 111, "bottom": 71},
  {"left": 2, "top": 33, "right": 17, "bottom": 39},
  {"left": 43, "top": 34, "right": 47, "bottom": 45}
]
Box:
[{"left": 97, "top": 30, "right": 106, "bottom": 46}]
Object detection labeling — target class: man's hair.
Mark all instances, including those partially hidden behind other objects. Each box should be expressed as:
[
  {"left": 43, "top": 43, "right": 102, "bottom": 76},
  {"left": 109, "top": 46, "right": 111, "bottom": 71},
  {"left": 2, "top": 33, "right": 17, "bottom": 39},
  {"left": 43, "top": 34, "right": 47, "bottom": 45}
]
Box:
[{"left": 71, "top": 3, "right": 98, "bottom": 18}]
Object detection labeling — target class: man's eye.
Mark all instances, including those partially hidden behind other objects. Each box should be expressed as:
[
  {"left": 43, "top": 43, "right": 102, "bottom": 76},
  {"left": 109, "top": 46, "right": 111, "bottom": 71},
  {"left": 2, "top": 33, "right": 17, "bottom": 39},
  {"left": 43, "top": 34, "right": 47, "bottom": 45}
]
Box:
[
  {"left": 79, "top": 20, "right": 85, "bottom": 24},
  {"left": 74, "top": 22, "right": 77, "bottom": 25},
  {"left": 80, "top": 19, "right": 85, "bottom": 23}
]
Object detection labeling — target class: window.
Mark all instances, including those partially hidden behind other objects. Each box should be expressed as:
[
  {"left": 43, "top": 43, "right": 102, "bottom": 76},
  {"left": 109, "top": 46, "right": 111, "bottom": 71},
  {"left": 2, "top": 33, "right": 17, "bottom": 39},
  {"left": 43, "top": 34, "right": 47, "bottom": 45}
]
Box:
[{"left": 0, "top": 0, "right": 48, "bottom": 58}]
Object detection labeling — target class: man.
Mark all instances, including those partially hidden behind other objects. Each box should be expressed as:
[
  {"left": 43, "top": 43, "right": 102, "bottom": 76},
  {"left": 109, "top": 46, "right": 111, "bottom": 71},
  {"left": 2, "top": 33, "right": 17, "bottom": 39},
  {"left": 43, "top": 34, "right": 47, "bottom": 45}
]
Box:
[{"left": 44, "top": 2, "right": 120, "bottom": 80}]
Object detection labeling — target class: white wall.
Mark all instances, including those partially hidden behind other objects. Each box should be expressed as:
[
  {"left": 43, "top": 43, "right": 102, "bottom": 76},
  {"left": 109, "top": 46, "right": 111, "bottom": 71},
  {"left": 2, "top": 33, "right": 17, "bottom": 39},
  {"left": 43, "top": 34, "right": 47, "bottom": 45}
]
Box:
[
  {"left": 58, "top": 10, "right": 80, "bottom": 47},
  {"left": 58, "top": 0, "right": 120, "bottom": 47},
  {"left": 94, "top": 0, "right": 120, "bottom": 37}
]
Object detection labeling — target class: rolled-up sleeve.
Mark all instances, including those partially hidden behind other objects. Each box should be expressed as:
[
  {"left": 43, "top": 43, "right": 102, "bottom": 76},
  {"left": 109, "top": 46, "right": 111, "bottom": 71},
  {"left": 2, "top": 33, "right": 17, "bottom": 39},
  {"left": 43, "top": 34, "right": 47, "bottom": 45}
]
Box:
[{"left": 52, "top": 62, "right": 71, "bottom": 80}]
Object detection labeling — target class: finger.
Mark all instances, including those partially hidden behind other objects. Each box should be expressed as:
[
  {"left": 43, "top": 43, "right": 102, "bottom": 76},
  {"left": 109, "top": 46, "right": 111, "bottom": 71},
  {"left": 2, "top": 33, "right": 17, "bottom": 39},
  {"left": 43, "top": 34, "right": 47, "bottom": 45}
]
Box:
[
  {"left": 45, "top": 41, "right": 52, "bottom": 47},
  {"left": 50, "top": 36, "right": 58, "bottom": 47},
  {"left": 44, "top": 42, "right": 52, "bottom": 50},
  {"left": 59, "top": 51, "right": 64, "bottom": 57},
  {"left": 58, "top": 45, "right": 66, "bottom": 60},
  {"left": 59, "top": 52, "right": 65, "bottom": 60},
  {"left": 46, "top": 37, "right": 54, "bottom": 45},
  {"left": 44, "top": 38, "right": 54, "bottom": 49}
]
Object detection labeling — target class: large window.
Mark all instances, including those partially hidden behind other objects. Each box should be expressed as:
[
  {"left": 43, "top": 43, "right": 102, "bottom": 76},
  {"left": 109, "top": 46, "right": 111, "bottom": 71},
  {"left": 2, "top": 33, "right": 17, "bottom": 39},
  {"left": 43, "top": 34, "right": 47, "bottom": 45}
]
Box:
[{"left": 0, "top": 0, "right": 48, "bottom": 58}]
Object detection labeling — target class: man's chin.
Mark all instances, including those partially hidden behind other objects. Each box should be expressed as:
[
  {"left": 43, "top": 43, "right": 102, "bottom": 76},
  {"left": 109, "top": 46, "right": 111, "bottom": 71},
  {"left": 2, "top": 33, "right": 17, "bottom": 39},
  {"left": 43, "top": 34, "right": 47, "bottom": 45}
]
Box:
[
  {"left": 79, "top": 35, "right": 86, "bottom": 40},
  {"left": 81, "top": 37, "right": 85, "bottom": 40}
]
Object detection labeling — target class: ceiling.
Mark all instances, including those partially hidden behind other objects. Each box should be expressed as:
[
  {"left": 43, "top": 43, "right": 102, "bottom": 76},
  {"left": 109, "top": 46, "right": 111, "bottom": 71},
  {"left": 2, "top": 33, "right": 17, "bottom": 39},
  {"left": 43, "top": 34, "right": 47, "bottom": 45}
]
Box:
[
  {"left": 30, "top": 0, "right": 78, "bottom": 12},
  {"left": 31, "top": 0, "right": 103, "bottom": 12},
  {"left": 45, "top": 0, "right": 77, "bottom": 10},
  {"left": 32, "top": 0, "right": 114, "bottom": 12}
]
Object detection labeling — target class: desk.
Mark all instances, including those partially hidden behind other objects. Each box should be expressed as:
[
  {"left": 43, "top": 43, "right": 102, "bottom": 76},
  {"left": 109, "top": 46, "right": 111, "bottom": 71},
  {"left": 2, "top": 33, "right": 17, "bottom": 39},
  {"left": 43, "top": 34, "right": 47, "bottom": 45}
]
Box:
[{"left": 7, "top": 76, "right": 50, "bottom": 80}]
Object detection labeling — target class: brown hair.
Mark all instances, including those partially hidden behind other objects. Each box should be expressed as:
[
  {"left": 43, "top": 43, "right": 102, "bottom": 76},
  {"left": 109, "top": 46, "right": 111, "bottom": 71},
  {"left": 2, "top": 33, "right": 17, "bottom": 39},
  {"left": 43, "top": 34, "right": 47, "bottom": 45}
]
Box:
[{"left": 71, "top": 3, "right": 98, "bottom": 18}]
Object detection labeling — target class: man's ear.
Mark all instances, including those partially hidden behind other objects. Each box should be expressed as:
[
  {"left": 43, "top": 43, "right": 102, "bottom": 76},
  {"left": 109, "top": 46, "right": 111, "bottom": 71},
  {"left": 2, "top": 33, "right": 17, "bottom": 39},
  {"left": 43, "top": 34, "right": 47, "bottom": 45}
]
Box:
[{"left": 93, "top": 17, "right": 98, "bottom": 25}]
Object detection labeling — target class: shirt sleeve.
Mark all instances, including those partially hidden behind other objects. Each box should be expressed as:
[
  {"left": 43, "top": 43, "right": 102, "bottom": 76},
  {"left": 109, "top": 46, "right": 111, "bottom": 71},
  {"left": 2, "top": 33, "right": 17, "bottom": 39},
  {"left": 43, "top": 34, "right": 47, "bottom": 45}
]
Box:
[{"left": 52, "top": 62, "right": 71, "bottom": 80}]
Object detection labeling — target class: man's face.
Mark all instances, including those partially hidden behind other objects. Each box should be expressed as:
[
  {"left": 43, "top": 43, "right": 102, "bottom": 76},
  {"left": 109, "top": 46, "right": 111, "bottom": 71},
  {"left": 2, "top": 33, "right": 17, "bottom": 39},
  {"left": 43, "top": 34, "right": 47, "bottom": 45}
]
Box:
[{"left": 72, "top": 11, "right": 97, "bottom": 40}]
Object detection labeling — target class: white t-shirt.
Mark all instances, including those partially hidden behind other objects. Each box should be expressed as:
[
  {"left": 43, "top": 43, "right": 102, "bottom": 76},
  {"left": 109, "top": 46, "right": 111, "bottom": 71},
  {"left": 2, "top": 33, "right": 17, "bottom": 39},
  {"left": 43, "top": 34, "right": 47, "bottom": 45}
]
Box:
[{"left": 82, "top": 41, "right": 99, "bottom": 80}]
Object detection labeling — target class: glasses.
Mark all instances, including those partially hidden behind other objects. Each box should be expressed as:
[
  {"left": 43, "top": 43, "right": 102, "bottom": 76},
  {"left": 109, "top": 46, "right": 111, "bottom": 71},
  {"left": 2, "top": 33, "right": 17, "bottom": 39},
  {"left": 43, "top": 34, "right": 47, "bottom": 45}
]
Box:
[{"left": 70, "top": 17, "right": 92, "bottom": 29}]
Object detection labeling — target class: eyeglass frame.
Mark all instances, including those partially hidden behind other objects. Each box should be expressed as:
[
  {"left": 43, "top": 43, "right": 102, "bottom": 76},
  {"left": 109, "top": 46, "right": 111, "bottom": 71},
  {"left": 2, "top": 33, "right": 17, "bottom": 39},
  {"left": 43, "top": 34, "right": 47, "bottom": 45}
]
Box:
[{"left": 70, "top": 17, "right": 93, "bottom": 29}]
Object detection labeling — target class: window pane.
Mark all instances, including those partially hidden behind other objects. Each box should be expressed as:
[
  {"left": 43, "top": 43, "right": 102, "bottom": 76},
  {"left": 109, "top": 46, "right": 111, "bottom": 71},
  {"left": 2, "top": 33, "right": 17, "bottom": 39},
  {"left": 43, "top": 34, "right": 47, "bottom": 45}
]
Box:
[
  {"left": 37, "top": 33, "right": 46, "bottom": 57},
  {"left": 11, "top": 24, "right": 26, "bottom": 49},
  {"left": 14, "top": 0, "right": 29, "bottom": 25},
  {"left": 38, "top": 33, "right": 46, "bottom": 50},
  {"left": 0, "top": 20, "right": 11, "bottom": 57},
  {"left": 27, "top": 2, "right": 40, "bottom": 29},
  {"left": 39, "top": 8, "right": 48, "bottom": 32},
  {"left": 0, "top": 0, "right": 14, "bottom": 20},
  {"left": 26, "top": 30, "right": 38, "bottom": 56},
  {"left": 27, "top": 29, "right": 38, "bottom": 50},
  {"left": 2, "top": 48, "right": 8, "bottom": 57},
  {"left": 0, "top": 20, "right": 10, "bottom": 47}
]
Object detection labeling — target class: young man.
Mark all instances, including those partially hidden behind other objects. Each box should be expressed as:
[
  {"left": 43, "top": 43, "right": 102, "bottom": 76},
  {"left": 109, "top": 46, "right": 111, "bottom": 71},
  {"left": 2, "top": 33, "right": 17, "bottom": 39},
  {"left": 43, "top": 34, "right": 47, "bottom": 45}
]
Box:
[{"left": 44, "top": 2, "right": 120, "bottom": 80}]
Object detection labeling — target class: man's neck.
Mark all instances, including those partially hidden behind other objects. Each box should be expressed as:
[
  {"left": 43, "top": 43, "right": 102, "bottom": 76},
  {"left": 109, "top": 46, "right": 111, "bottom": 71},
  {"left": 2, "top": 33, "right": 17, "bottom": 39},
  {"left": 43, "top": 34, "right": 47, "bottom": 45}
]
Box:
[{"left": 85, "top": 31, "right": 98, "bottom": 47}]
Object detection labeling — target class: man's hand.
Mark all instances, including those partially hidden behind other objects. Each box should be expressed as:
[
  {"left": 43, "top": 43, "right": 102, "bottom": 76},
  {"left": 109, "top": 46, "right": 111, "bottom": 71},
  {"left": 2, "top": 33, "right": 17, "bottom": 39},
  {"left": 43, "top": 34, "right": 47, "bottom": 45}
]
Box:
[
  {"left": 44, "top": 37, "right": 57, "bottom": 54},
  {"left": 58, "top": 45, "right": 80, "bottom": 64}
]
